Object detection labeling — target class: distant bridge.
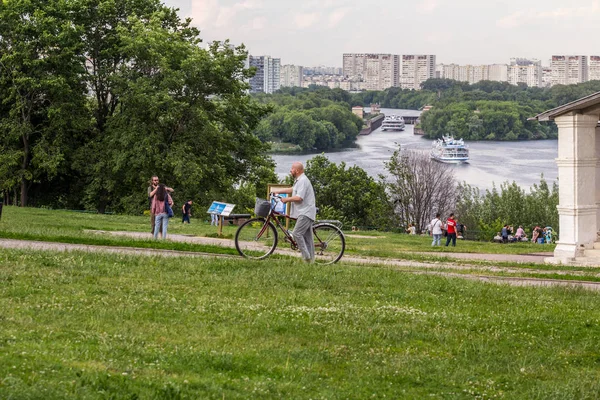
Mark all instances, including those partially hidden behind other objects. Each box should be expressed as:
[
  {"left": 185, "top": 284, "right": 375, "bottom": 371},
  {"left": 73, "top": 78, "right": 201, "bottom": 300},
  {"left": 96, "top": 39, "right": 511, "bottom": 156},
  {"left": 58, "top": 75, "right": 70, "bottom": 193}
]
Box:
[{"left": 403, "top": 116, "right": 419, "bottom": 125}]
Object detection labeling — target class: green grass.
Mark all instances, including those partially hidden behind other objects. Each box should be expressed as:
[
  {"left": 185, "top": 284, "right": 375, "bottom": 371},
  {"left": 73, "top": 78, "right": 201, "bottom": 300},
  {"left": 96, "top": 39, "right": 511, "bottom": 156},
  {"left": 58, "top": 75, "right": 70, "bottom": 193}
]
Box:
[
  {"left": 0, "top": 206, "right": 555, "bottom": 259},
  {"left": 2, "top": 249, "right": 600, "bottom": 398}
]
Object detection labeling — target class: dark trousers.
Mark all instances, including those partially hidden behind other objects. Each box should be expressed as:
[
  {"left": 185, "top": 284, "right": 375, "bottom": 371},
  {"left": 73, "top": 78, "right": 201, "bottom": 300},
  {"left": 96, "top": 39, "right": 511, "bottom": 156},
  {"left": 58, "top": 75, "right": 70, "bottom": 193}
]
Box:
[
  {"left": 445, "top": 233, "right": 456, "bottom": 247},
  {"left": 182, "top": 214, "right": 190, "bottom": 223}
]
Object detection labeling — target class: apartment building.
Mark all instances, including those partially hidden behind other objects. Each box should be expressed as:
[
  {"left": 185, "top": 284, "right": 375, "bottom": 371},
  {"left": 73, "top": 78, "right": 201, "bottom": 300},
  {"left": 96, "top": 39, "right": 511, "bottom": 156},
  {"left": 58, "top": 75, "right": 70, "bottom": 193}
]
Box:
[
  {"left": 437, "top": 63, "right": 503, "bottom": 85},
  {"left": 550, "top": 55, "right": 588, "bottom": 86},
  {"left": 280, "top": 65, "right": 304, "bottom": 88},
  {"left": 401, "top": 55, "right": 436, "bottom": 90},
  {"left": 508, "top": 58, "right": 542, "bottom": 87},
  {"left": 248, "top": 55, "right": 281, "bottom": 94},
  {"left": 342, "top": 53, "right": 400, "bottom": 91},
  {"left": 488, "top": 64, "right": 508, "bottom": 82},
  {"left": 589, "top": 56, "right": 600, "bottom": 81}
]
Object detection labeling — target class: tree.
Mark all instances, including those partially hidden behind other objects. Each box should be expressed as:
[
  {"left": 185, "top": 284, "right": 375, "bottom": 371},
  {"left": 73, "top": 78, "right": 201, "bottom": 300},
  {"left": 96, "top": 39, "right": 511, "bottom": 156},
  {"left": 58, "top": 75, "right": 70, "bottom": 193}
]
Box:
[
  {"left": 70, "top": 2, "right": 274, "bottom": 212},
  {"left": 385, "top": 149, "right": 457, "bottom": 232},
  {"left": 0, "top": 0, "right": 89, "bottom": 206},
  {"left": 305, "top": 155, "right": 392, "bottom": 228}
]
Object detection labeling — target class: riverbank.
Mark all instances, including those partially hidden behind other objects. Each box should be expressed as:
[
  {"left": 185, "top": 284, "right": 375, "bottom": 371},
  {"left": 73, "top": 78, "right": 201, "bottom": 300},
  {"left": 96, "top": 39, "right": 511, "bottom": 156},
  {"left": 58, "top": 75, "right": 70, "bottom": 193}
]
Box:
[{"left": 272, "top": 109, "right": 559, "bottom": 192}]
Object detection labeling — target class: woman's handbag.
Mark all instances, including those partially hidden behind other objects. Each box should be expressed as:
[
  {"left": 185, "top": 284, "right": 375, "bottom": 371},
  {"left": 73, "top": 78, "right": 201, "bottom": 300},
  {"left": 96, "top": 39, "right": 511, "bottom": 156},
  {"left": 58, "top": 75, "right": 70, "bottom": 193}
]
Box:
[{"left": 165, "top": 195, "right": 174, "bottom": 218}]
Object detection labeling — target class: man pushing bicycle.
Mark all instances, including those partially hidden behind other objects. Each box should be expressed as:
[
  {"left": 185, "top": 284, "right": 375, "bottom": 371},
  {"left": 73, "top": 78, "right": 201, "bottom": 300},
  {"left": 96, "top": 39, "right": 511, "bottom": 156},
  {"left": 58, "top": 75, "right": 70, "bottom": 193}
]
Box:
[{"left": 271, "top": 162, "right": 316, "bottom": 263}]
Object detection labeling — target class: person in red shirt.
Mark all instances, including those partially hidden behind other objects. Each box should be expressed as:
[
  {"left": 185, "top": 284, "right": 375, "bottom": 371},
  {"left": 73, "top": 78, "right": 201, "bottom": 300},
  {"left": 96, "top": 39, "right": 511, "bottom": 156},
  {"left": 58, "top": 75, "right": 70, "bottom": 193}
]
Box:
[{"left": 445, "top": 213, "right": 457, "bottom": 247}]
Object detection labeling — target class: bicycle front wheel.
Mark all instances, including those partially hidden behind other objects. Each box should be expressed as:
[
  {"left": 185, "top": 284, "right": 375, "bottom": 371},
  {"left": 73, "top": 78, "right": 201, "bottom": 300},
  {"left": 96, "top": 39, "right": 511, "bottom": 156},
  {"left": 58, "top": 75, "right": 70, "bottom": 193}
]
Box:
[
  {"left": 313, "top": 223, "right": 345, "bottom": 264},
  {"left": 235, "top": 218, "right": 278, "bottom": 259}
]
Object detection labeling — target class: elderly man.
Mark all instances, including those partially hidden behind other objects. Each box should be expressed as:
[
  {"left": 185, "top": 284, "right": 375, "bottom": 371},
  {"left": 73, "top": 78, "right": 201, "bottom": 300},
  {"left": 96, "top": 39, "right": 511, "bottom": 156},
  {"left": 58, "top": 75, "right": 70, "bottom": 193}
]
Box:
[{"left": 272, "top": 162, "right": 316, "bottom": 262}]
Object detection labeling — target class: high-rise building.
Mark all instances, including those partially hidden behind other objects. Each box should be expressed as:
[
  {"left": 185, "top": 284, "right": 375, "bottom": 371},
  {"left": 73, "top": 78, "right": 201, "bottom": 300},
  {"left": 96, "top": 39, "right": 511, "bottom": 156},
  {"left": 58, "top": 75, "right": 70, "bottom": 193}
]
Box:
[
  {"left": 248, "top": 55, "right": 281, "bottom": 94},
  {"left": 508, "top": 58, "right": 542, "bottom": 87},
  {"left": 550, "top": 55, "right": 588, "bottom": 86},
  {"left": 280, "top": 65, "right": 304, "bottom": 88},
  {"left": 342, "top": 53, "right": 400, "bottom": 91},
  {"left": 401, "top": 55, "right": 436, "bottom": 90},
  {"left": 488, "top": 64, "right": 508, "bottom": 82},
  {"left": 589, "top": 56, "right": 600, "bottom": 81}
]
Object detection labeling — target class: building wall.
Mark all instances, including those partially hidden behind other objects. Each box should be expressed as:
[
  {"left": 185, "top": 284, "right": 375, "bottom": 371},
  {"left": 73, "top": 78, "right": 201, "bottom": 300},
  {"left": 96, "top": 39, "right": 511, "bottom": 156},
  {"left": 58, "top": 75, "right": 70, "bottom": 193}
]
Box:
[
  {"left": 551, "top": 55, "right": 588, "bottom": 86},
  {"left": 401, "top": 55, "right": 435, "bottom": 90},
  {"left": 508, "top": 59, "right": 542, "bottom": 87},
  {"left": 589, "top": 56, "right": 600, "bottom": 81},
  {"left": 280, "top": 65, "right": 304, "bottom": 88},
  {"left": 248, "top": 55, "right": 281, "bottom": 94},
  {"left": 343, "top": 53, "right": 400, "bottom": 91}
]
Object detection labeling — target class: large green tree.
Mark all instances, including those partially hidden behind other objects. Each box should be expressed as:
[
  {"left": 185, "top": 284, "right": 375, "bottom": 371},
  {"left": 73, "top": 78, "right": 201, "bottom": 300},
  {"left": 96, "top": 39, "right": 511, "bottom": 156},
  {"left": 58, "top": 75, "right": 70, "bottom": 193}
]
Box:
[
  {"left": 0, "top": 0, "right": 88, "bottom": 206},
  {"left": 1, "top": 0, "right": 275, "bottom": 212},
  {"left": 304, "top": 155, "right": 392, "bottom": 228}
]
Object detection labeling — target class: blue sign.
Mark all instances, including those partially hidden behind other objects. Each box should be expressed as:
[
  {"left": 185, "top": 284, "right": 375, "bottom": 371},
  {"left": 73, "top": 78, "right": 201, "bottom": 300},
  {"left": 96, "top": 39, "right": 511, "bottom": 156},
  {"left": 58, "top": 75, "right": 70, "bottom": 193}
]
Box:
[{"left": 207, "top": 201, "right": 235, "bottom": 216}]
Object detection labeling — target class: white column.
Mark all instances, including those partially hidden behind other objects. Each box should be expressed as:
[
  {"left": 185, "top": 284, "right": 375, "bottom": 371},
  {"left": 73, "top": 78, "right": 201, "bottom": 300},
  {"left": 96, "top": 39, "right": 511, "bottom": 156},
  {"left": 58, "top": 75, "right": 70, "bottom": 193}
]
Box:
[
  {"left": 551, "top": 113, "right": 599, "bottom": 262},
  {"left": 597, "top": 125, "right": 600, "bottom": 238}
]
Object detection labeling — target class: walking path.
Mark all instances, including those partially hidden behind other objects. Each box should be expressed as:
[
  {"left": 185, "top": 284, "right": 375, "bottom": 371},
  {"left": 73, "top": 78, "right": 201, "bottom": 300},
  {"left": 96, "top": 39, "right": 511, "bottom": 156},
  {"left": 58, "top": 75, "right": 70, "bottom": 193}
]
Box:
[
  {"left": 2, "top": 233, "right": 599, "bottom": 291},
  {"left": 87, "top": 230, "right": 553, "bottom": 264}
]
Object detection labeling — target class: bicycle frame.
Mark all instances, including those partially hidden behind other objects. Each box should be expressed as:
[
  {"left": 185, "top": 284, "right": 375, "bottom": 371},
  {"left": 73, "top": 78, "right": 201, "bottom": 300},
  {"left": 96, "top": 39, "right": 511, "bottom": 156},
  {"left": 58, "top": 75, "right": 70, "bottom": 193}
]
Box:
[
  {"left": 235, "top": 196, "right": 346, "bottom": 263},
  {"left": 259, "top": 198, "right": 297, "bottom": 246}
]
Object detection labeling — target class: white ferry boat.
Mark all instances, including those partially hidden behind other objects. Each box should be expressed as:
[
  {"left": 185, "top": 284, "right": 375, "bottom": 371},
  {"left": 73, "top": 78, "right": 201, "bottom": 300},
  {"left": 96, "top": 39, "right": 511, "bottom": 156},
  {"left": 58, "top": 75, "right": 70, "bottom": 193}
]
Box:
[
  {"left": 430, "top": 135, "right": 469, "bottom": 163},
  {"left": 381, "top": 115, "right": 405, "bottom": 131}
]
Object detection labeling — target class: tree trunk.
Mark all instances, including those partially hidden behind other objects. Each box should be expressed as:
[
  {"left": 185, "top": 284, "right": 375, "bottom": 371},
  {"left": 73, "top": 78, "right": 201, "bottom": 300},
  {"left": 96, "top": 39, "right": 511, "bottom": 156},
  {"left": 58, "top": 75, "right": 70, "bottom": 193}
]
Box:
[{"left": 20, "top": 134, "right": 29, "bottom": 207}]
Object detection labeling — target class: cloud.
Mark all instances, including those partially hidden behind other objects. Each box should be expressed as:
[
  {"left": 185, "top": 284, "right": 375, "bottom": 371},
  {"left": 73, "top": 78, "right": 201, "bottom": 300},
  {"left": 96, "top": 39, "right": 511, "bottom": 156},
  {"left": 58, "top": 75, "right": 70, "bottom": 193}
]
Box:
[
  {"left": 417, "top": 0, "right": 438, "bottom": 14},
  {"left": 328, "top": 7, "right": 350, "bottom": 28},
  {"left": 294, "top": 12, "right": 321, "bottom": 29},
  {"left": 191, "top": 0, "right": 264, "bottom": 29},
  {"left": 243, "top": 16, "right": 267, "bottom": 31},
  {"left": 497, "top": 2, "right": 600, "bottom": 28}
]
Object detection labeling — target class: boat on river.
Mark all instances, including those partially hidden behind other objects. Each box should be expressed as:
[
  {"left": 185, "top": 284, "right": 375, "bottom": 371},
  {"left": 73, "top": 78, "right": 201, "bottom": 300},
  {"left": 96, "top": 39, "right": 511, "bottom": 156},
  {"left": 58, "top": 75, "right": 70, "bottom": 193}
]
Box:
[
  {"left": 381, "top": 115, "right": 405, "bottom": 131},
  {"left": 430, "top": 135, "right": 469, "bottom": 163}
]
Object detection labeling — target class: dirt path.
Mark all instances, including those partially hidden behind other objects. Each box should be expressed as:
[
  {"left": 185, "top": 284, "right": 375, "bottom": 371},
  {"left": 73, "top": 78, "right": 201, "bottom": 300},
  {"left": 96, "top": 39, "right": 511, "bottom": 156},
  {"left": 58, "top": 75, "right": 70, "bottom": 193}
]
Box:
[
  {"left": 2, "top": 236, "right": 600, "bottom": 291},
  {"left": 87, "top": 230, "right": 553, "bottom": 264}
]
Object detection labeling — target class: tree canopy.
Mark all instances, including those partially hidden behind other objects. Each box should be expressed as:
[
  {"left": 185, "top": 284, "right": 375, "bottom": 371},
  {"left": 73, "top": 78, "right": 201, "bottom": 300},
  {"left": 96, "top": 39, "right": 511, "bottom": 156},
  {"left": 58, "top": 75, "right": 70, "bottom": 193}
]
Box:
[{"left": 0, "top": 0, "right": 275, "bottom": 212}]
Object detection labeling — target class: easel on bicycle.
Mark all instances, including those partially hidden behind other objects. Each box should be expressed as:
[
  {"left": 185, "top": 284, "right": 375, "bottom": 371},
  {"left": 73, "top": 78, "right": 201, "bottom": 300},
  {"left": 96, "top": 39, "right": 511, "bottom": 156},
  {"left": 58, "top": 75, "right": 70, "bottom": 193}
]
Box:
[{"left": 267, "top": 184, "right": 292, "bottom": 230}]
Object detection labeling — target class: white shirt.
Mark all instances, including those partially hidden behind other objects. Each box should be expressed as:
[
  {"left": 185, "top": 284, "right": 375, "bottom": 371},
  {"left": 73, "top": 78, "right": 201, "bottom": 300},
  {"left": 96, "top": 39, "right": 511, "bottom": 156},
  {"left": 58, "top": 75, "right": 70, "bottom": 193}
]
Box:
[
  {"left": 291, "top": 173, "right": 316, "bottom": 220},
  {"left": 430, "top": 218, "right": 443, "bottom": 235}
]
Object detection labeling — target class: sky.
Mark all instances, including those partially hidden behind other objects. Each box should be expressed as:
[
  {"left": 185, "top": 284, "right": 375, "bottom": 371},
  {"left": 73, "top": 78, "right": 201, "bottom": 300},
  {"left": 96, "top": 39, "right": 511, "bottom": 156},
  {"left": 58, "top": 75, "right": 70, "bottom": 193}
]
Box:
[{"left": 161, "top": 0, "right": 600, "bottom": 67}]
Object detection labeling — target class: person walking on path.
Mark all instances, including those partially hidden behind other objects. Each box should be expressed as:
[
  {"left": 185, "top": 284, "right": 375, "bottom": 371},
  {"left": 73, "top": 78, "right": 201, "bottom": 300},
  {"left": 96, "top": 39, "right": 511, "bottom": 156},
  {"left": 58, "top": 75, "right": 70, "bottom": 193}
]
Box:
[
  {"left": 150, "top": 184, "right": 173, "bottom": 240},
  {"left": 429, "top": 213, "right": 443, "bottom": 246},
  {"left": 182, "top": 200, "right": 192, "bottom": 224},
  {"left": 272, "top": 162, "right": 316, "bottom": 262},
  {"left": 148, "top": 176, "right": 173, "bottom": 234},
  {"left": 445, "top": 213, "right": 457, "bottom": 247}
]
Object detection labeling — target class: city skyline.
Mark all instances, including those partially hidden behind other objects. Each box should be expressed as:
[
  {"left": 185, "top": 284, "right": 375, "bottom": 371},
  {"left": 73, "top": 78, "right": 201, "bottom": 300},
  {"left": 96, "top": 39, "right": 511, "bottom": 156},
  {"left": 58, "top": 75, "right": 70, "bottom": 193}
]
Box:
[{"left": 161, "top": 0, "right": 600, "bottom": 66}]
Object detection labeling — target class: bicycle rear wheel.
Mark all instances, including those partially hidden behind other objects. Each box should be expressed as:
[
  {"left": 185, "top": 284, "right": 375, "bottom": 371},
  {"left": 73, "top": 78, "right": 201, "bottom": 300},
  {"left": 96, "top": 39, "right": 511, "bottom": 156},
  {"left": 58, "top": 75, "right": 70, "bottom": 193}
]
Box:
[
  {"left": 313, "top": 223, "right": 345, "bottom": 264},
  {"left": 235, "top": 218, "right": 278, "bottom": 259}
]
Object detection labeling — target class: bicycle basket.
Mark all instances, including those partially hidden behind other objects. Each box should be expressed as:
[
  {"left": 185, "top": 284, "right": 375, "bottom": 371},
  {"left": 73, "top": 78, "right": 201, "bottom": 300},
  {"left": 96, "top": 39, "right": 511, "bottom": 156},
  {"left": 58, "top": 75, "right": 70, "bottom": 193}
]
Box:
[{"left": 254, "top": 198, "right": 271, "bottom": 217}]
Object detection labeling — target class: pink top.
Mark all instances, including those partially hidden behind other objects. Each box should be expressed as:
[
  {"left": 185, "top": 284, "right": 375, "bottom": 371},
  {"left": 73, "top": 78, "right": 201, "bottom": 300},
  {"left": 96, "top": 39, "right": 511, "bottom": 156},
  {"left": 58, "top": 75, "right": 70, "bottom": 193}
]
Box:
[{"left": 151, "top": 193, "right": 173, "bottom": 215}]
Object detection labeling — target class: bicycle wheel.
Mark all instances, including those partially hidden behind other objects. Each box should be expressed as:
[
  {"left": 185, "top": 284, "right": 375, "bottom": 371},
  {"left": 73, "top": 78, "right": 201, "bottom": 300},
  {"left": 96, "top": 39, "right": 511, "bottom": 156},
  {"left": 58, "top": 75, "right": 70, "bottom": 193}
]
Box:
[
  {"left": 313, "top": 223, "right": 345, "bottom": 264},
  {"left": 235, "top": 218, "right": 278, "bottom": 259}
]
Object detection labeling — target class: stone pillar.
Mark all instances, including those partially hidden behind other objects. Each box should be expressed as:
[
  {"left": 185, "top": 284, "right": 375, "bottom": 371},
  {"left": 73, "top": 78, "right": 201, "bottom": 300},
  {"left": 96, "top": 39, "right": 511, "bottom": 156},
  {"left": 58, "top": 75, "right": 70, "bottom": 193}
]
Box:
[
  {"left": 551, "top": 113, "right": 599, "bottom": 263},
  {"left": 597, "top": 125, "right": 600, "bottom": 239}
]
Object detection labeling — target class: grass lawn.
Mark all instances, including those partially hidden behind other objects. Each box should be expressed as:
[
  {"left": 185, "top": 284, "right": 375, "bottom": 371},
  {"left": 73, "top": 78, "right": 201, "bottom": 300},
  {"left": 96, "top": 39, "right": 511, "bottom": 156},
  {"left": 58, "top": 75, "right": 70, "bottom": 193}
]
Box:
[
  {"left": 1, "top": 249, "right": 600, "bottom": 398},
  {"left": 0, "top": 206, "right": 555, "bottom": 259}
]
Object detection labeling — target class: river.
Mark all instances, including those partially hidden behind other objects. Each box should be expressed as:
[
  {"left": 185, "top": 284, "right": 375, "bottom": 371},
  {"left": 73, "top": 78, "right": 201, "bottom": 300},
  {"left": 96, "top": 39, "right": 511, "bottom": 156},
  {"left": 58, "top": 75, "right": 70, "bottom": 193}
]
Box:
[{"left": 271, "top": 108, "right": 558, "bottom": 192}]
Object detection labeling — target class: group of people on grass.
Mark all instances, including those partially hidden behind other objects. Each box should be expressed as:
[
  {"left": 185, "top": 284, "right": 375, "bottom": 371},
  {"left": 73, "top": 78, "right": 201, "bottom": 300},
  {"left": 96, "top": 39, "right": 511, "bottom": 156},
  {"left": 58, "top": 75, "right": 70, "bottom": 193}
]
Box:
[
  {"left": 147, "top": 175, "right": 192, "bottom": 240},
  {"left": 493, "top": 224, "right": 553, "bottom": 244}
]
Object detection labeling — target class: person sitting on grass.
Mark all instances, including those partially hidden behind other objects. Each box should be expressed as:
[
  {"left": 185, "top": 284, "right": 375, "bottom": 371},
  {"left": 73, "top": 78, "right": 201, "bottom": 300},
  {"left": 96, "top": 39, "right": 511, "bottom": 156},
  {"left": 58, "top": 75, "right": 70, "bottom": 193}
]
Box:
[{"left": 515, "top": 225, "right": 527, "bottom": 241}]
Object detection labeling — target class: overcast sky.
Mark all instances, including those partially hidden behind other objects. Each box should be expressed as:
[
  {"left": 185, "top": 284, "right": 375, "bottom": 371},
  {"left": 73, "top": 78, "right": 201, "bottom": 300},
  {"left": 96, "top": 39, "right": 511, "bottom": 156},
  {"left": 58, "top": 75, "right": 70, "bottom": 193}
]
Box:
[{"left": 161, "top": 0, "right": 600, "bottom": 67}]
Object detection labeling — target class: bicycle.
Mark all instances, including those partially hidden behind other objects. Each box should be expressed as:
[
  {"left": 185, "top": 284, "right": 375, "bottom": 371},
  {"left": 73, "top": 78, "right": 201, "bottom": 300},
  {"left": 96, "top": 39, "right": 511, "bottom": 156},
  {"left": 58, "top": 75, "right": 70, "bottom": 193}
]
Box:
[{"left": 234, "top": 196, "right": 346, "bottom": 264}]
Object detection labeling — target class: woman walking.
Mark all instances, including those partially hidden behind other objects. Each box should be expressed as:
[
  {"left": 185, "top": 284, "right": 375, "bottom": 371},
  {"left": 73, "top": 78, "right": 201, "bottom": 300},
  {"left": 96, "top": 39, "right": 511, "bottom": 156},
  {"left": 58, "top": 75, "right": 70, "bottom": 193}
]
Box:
[{"left": 150, "top": 184, "right": 173, "bottom": 239}]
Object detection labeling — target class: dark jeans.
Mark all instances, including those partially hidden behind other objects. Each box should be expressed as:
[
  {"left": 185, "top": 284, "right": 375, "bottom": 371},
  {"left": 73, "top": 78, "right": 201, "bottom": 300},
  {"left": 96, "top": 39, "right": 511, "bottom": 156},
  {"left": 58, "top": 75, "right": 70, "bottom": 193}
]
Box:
[
  {"left": 445, "top": 232, "right": 456, "bottom": 247},
  {"left": 182, "top": 214, "right": 190, "bottom": 223}
]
